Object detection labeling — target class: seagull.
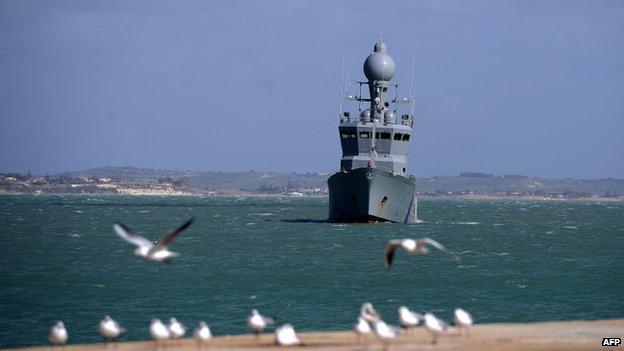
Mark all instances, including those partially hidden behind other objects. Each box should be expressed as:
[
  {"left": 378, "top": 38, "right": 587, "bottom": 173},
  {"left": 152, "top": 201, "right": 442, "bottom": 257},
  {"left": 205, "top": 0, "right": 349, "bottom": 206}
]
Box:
[
  {"left": 353, "top": 316, "right": 371, "bottom": 343},
  {"left": 360, "top": 302, "right": 381, "bottom": 323},
  {"left": 113, "top": 218, "right": 194, "bottom": 263},
  {"left": 275, "top": 324, "right": 301, "bottom": 346},
  {"left": 424, "top": 313, "right": 448, "bottom": 344},
  {"left": 150, "top": 319, "right": 171, "bottom": 343},
  {"left": 193, "top": 321, "right": 212, "bottom": 349},
  {"left": 453, "top": 308, "right": 474, "bottom": 336},
  {"left": 98, "top": 315, "right": 125, "bottom": 342},
  {"left": 397, "top": 306, "right": 423, "bottom": 334},
  {"left": 385, "top": 238, "right": 459, "bottom": 267},
  {"left": 247, "top": 309, "right": 275, "bottom": 337},
  {"left": 168, "top": 317, "right": 187, "bottom": 339},
  {"left": 49, "top": 321, "right": 68, "bottom": 346},
  {"left": 371, "top": 319, "right": 402, "bottom": 351}
]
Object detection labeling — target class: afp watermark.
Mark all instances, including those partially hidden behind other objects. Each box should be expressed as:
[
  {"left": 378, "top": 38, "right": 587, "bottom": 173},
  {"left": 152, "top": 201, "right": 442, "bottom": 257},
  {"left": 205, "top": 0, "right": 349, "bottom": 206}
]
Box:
[{"left": 602, "top": 338, "right": 621, "bottom": 347}]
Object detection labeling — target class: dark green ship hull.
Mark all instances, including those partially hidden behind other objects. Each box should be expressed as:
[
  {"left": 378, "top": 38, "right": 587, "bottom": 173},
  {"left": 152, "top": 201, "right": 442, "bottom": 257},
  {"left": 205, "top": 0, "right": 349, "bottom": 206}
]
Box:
[{"left": 327, "top": 167, "right": 417, "bottom": 223}]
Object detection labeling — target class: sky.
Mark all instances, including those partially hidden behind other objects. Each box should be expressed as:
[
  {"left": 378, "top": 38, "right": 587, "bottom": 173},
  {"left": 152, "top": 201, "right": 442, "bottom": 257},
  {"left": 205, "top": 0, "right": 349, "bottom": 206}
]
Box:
[{"left": 0, "top": 0, "right": 622, "bottom": 178}]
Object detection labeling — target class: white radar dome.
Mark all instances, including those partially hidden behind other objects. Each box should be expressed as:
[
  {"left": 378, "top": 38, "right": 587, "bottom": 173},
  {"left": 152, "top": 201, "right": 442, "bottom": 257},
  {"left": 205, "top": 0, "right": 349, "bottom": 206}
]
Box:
[{"left": 363, "top": 41, "right": 395, "bottom": 81}]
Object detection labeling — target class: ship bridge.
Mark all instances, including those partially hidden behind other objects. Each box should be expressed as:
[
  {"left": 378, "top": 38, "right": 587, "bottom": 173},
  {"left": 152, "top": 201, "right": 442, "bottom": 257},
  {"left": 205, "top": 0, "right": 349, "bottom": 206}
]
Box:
[{"left": 338, "top": 38, "right": 414, "bottom": 175}]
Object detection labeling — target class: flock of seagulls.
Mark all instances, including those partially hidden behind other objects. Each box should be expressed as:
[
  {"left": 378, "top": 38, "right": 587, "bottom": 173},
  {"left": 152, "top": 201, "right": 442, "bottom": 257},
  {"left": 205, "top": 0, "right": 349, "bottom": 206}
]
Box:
[
  {"left": 47, "top": 219, "right": 470, "bottom": 348},
  {"left": 352, "top": 303, "right": 474, "bottom": 349},
  {"left": 49, "top": 305, "right": 473, "bottom": 348}
]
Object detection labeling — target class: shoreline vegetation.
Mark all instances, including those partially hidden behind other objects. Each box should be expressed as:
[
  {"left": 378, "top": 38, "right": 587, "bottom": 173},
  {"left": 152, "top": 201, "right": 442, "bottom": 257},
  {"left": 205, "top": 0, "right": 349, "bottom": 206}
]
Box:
[{"left": 1, "top": 166, "right": 623, "bottom": 201}]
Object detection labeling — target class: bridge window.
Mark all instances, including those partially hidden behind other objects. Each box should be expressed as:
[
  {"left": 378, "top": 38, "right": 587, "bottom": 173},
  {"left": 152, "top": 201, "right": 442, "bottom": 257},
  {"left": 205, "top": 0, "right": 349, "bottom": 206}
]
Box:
[
  {"left": 375, "top": 132, "right": 391, "bottom": 140},
  {"left": 341, "top": 129, "right": 357, "bottom": 139},
  {"left": 359, "top": 132, "right": 371, "bottom": 139},
  {"left": 402, "top": 134, "right": 410, "bottom": 141},
  {"left": 394, "top": 133, "right": 403, "bottom": 140}
]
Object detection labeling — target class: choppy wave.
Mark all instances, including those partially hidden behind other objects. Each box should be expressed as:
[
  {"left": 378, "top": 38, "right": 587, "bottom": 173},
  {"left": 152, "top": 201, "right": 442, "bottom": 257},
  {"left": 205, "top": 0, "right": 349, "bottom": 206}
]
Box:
[{"left": 0, "top": 195, "right": 622, "bottom": 348}]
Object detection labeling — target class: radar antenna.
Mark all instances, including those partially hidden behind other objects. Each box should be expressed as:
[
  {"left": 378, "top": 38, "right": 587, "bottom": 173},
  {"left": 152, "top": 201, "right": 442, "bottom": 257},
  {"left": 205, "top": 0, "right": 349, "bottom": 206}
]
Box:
[
  {"left": 409, "top": 57, "right": 416, "bottom": 117},
  {"left": 338, "top": 55, "right": 345, "bottom": 117}
]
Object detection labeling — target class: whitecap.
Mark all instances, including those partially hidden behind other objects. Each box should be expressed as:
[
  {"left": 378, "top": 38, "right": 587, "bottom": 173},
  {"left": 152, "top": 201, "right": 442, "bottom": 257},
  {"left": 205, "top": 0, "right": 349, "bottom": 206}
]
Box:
[
  {"left": 458, "top": 264, "right": 477, "bottom": 269},
  {"left": 75, "top": 210, "right": 83, "bottom": 213},
  {"left": 454, "top": 221, "right": 480, "bottom": 225},
  {"left": 563, "top": 225, "right": 578, "bottom": 230},
  {"left": 250, "top": 295, "right": 257, "bottom": 300},
  {"left": 69, "top": 233, "right": 81, "bottom": 238}
]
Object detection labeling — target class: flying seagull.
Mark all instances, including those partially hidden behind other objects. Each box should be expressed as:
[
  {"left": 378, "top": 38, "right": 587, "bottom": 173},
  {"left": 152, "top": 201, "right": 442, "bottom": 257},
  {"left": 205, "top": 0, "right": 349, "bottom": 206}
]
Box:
[
  {"left": 113, "top": 218, "right": 194, "bottom": 263},
  {"left": 49, "top": 321, "right": 68, "bottom": 347},
  {"left": 275, "top": 324, "right": 301, "bottom": 346},
  {"left": 385, "top": 238, "right": 459, "bottom": 267},
  {"left": 98, "top": 315, "right": 125, "bottom": 342},
  {"left": 247, "top": 309, "right": 275, "bottom": 337},
  {"left": 453, "top": 308, "right": 474, "bottom": 336}
]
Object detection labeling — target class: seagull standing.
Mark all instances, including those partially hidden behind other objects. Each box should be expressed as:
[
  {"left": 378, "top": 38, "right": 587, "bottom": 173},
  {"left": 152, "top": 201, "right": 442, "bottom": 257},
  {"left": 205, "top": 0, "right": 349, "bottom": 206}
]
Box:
[
  {"left": 360, "top": 302, "right": 381, "bottom": 323},
  {"left": 150, "top": 319, "right": 171, "bottom": 347},
  {"left": 385, "top": 238, "right": 459, "bottom": 267},
  {"left": 247, "top": 309, "right": 274, "bottom": 337},
  {"left": 49, "top": 321, "right": 68, "bottom": 347},
  {"left": 168, "top": 317, "right": 187, "bottom": 340},
  {"left": 275, "top": 324, "right": 301, "bottom": 346},
  {"left": 353, "top": 316, "right": 371, "bottom": 343},
  {"left": 453, "top": 308, "right": 474, "bottom": 336},
  {"left": 371, "top": 319, "right": 402, "bottom": 351},
  {"left": 424, "top": 313, "right": 448, "bottom": 344},
  {"left": 397, "top": 306, "right": 423, "bottom": 334},
  {"left": 98, "top": 315, "right": 125, "bottom": 342},
  {"left": 113, "top": 218, "right": 194, "bottom": 263},
  {"left": 193, "top": 321, "right": 212, "bottom": 349}
]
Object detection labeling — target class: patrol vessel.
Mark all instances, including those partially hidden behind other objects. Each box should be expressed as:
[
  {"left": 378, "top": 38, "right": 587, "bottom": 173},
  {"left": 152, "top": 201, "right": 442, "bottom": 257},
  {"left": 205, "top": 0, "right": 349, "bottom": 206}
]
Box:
[{"left": 328, "top": 38, "right": 418, "bottom": 223}]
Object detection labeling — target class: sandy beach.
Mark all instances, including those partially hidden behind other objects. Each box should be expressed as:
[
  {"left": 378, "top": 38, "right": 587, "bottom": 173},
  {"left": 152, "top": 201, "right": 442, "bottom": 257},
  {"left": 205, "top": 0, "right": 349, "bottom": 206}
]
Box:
[{"left": 6, "top": 318, "right": 623, "bottom": 351}]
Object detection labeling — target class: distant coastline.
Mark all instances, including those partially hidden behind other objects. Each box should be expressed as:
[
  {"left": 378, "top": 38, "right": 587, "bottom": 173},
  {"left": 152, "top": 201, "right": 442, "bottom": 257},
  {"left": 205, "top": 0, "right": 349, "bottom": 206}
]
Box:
[
  {"left": 2, "top": 191, "right": 623, "bottom": 202},
  {"left": 1, "top": 166, "right": 623, "bottom": 200}
]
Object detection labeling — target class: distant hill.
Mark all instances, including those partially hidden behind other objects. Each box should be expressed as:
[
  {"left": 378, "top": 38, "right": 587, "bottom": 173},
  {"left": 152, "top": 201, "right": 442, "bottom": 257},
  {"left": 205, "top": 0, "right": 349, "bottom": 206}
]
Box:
[{"left": 53, "top": 166, "right": 624, "bottom": 197}]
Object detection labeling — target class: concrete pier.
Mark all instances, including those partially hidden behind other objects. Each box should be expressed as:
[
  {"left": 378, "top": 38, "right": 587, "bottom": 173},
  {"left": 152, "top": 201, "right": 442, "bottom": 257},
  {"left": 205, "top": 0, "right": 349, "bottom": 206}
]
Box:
[{"left": 5, "top": 319, "right": 623, "bottom": 351}]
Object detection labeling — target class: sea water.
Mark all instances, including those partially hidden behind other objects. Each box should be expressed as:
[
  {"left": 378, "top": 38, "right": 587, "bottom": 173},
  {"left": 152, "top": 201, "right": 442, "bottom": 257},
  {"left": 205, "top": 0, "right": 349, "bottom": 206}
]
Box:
[{"left": 0, "top": 195, "right": 622, "bottom": 347}]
